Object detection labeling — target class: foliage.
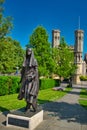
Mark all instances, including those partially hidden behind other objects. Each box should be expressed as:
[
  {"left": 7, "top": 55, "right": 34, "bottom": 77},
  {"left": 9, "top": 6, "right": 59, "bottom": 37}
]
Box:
[
  {"left": 0, "top": 76, "right": 60, "bottom": 95},
  {"left": 0, "top": 76, "right": 9, "bottom": 95},
  {"left": 0, "top": 37, "right": 24, "bottom": 73},
  {"left": 39, "top": 78, "right": 60, "bottom": 90},
  {"left": 27, "top": 26, "right": 76, "bottom": 79},
  {"left": 0, "top": 76, "right": 20, "bottom": 95},
  {"left": 27, "top": 26, "right": 55, "bottom": 77},
  {"left": 0, "top": 0, "right": 24, "bottom": 73},
  {"left": 80, "top": 75, "right": 87, "bottom": 81},
  {"left": 53, "top": 37, "right": 77, "bottom": 79},
  {"left": 0, "top": 87, "right": 72, "bottom": 112},
  {"left": 8, "top": 76, "right": 20, "bottom": 94},
  {"left": 0, "top": 0, "right": 13, "bottom": 39}
]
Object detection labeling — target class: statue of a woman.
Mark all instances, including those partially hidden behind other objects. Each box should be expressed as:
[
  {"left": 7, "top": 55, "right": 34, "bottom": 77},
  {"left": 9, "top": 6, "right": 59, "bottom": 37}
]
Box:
[{"left": 18, "top": 48, "right": 39, "bottom": 112}]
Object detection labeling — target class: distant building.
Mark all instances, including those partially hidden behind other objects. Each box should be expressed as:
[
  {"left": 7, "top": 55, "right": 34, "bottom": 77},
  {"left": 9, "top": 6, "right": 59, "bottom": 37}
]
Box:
[
  {"left": 84, "top": 53, "right": 87, "bottom": 64},
  {"left": 52, "top": 30, "right": 60, "bottom": 48},
  {"left": 52, "top": 29, "right": 87, "bottom": 84},
  {"left": 84, "top": 53, "right": 87, "bottom": 74}
]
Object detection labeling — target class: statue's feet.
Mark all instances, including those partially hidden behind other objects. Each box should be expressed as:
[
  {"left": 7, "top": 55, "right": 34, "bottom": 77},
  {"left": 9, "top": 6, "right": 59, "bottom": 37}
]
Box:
[
  {"left": 33, "top": 108, "right": 36, "bottom": 112},
  {"left": 30, "top": 108, "right": 36, "bottom": 112},
  {"left": 32, "top": 104, "right": 37, "bottom": 112},
  {"left": 25, "top": 106, "right": 28, "bottom": 111},
  {"left": 25, "top": 108, "right": 30, "bottom": 113},
  {"left": 25, "top": 104, "right": 31, "bottom": 112}
]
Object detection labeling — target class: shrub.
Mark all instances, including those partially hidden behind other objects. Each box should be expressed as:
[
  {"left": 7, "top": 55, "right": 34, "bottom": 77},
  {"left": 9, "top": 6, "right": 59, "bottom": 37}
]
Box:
[
  {"left": 80, "top": 75, "right": 87, "bottom": 81},
  {"left": 0, "top": 76, "right": 60, "bottom": 95},
  {"left": 0, "top": 76, "right": 20, "bottom": 96},
  {"left": 39, "top": 78, "right": 60, "bottom": 90},
  {"left": 9, "top": 76, "right": 20, "bottom": 94},
  {"left": 0, "top": 76, "right": 9, "bottom": 95}
]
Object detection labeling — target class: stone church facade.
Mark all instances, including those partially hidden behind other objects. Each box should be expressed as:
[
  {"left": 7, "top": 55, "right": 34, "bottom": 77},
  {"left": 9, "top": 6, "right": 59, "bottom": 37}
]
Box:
[{"left": 52, "top": 29, "right": 87, "bottom": 84}]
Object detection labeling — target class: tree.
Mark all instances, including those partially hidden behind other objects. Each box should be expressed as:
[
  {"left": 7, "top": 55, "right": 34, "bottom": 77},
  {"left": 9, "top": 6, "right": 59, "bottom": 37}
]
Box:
[
  {"left": 0, "top": 0, "right": 13, "bottom": 39},
  {"left": 0, "top": 37, "right": 24, "bottom": 73},
  {"left": 53, "top": 37, "right": 77, "bottom": 79},
  {"left": 27, "top": 26, "right": 55, "bottom": 77},
  {"left": 0, "top": 1, "right": 24, "bottom": 74}
]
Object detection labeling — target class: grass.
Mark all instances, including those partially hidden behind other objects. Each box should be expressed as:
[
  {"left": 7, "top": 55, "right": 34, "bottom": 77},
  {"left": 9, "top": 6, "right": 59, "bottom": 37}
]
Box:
[
  {"left": 79, "top": 88, "right": 87, "bottom": 98},
  {"left": 79, "top": 88, "right": 87, "bottom": 110},
  {"left": 38, "top": 87, "right": 72, "bottom": 104},
  {"left": 79, "top": 100, "right": 87, "bottom": 109},
  {"left": 0, "top": 87, "right": 72, "bottom": 112}
]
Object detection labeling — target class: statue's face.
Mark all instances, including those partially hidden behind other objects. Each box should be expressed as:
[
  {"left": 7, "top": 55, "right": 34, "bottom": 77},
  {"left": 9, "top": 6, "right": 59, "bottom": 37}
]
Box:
[{"left": 26, "top": 48, "right": 32, "bottom": 56}]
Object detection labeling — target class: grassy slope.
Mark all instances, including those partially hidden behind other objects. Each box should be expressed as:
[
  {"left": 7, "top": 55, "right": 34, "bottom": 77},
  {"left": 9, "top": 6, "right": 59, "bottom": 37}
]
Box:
[{"left": 0, "top": 87, "right": 72, "bottom": 112}]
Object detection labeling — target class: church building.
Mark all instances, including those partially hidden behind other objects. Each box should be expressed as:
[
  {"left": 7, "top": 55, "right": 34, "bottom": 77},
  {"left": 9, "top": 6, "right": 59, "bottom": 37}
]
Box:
[{"left": 52, "top": 29, "right": 87, "bottom": 84}]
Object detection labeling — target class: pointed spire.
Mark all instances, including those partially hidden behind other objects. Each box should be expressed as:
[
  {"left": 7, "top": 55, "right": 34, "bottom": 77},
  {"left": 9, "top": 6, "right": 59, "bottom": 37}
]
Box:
[{"left": 78, "top": 16, "right": 80, "bottom": 29}]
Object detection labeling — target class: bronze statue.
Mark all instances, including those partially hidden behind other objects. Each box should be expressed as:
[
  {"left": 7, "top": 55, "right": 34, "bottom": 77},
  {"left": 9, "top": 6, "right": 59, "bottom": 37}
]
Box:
[{"left": 18, "top": 48, "right": 39, "bottom": 112}]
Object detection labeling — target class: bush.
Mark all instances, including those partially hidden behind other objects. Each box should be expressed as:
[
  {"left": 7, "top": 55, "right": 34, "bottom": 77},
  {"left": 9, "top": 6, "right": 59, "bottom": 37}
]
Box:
[
  {"left": 0, "top": 76, "right": 60, "bottom": 95},
  {"left": 0, "top": 76, "right": 9, "bottom": 95},
  {"left": 39, "top": 78, "right": 60, "bottom": 90},
  {"left": 9, "top": 76, "right": 20, "bottom": 94},
  {"left": 80, "top": 75, "right": 87, "bottom": 81},
  {"left": 0, "top": 76, "right": 20, "bottom": 96}
]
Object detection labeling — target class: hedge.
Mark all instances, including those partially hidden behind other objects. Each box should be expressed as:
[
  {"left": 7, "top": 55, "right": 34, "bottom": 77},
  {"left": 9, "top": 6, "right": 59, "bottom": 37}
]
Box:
[
  {"left": 0, "top": 76, "right": 20, "bottom": 96},
  {"left": 0, "top": 76, "right": 60, "bottom": 96},
  {"left": 39, "top": 78, "right": 60, "bottom": 90}
]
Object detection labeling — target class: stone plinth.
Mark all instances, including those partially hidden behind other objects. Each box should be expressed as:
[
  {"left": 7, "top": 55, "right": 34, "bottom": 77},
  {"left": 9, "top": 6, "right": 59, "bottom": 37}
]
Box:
[{"left": 6, "top": 108, "right": 43, "bottom": 130}]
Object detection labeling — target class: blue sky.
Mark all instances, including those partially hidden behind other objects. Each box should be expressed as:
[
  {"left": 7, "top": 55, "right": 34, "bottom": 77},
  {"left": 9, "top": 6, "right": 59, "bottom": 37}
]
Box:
[{"left": 4, "top": 0, "right": 87, "bottom": 56}]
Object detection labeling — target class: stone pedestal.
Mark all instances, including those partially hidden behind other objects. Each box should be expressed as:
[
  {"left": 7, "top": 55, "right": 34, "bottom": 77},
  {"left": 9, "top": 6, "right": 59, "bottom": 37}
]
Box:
[{"left": 6, "top": 108, "right": 43, "bottom": 130}]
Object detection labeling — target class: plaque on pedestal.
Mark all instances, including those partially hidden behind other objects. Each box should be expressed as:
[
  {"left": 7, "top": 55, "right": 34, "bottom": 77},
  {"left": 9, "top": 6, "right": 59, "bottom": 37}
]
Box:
[{"left": 6, "top": 107, "right": 43, "bottom": 130}]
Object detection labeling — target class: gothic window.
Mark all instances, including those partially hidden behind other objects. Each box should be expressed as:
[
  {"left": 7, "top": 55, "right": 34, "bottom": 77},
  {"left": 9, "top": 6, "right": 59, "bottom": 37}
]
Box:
[
  {"left": 79, "top": 36, "right": 81, "bottom": 40},
  {"left": 79, "top": 42, "right": 81, "bottom": 51},
  {"left": 58, "top": 36, "right": 60, "bottom": 40},
  {"left": 55, "top": 36, "right": 57, "bottom": 40}
]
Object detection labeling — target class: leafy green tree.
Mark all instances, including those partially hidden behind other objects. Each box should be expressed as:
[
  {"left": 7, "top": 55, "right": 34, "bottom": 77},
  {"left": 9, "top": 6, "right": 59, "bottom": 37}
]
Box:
[
  {"left": 53, "top": 37, "right": 77, "bottom": 79},
  {"left": 27, "top": 26, "right": 55, "bottom": 77},
  {"left": 0, "top": 37, "right": 24, "bottom": 73},
  {"left": 0, "top": 0, "right": 13, "bottom": 39},
  {"left": 0, "top": 1, "right": 24, "bottom": 74}
]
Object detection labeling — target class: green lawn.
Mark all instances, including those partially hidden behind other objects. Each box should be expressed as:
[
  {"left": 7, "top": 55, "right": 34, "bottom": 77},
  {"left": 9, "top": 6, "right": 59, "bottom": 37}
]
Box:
[
  {"left": 79, "top": 99, "right": 87, "bottom": 109},
  {"left": 79, "top": 88, "right": 87, "bottom": 110},
  {"left": 0, "top": 87, "right": 72, "bottom": 112},
  {"left": 79, "top": 88, "right": 87, "bottom": 98}
]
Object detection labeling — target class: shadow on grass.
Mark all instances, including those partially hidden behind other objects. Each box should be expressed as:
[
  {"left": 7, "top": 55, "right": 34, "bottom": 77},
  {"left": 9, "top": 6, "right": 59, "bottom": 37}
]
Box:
[
  {"left": 73, "top": 86, "right": 87, "bottom": 89},
  {"left": 80, "top": 90, "right": 87, "bottom": 97},
  {"left": 64, "top": 84, "right": 87, "bottom": 96},
  {"left": 38, "top": 99, "right": 50, "bottom": 104},
  {"left": 64, "top": 89, "right": 80, "bottom": 95}
]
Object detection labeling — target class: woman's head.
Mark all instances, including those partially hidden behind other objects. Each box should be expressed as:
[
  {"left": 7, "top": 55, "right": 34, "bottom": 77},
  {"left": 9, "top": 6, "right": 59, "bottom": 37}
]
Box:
[{"left": 26, "top": 48, "right": 32, "bottom": 57}]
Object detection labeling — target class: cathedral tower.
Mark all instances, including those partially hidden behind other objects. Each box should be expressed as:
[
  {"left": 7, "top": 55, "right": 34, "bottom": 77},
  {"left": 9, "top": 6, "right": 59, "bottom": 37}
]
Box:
[
  {"left": 73, "top": 30, "right": 84, "bottom": 84},
  {"left": 52, "top": 30, "right": 60, "bottom": 48},
  {"left": 74, "top": 30, "right": 84, "bottom": 62}
]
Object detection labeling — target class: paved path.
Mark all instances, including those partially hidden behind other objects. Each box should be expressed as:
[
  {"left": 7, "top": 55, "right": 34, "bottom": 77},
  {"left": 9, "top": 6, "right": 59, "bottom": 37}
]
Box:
[{"left": 0, "top": 84, "right": 87, "bottom": 130}]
